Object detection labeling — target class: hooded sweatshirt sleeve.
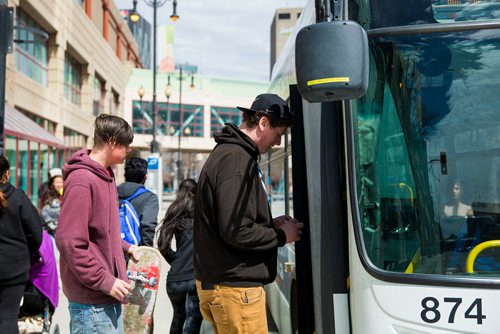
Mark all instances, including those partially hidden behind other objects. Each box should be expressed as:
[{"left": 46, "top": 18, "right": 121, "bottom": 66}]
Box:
[{"left": 56, "top": 182, "right": 116, "bottom": 294}]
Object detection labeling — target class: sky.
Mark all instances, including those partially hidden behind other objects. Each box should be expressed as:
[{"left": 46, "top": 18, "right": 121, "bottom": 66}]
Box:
[{"left": 115, "top": 0, "right": 308, "bottom": 82}]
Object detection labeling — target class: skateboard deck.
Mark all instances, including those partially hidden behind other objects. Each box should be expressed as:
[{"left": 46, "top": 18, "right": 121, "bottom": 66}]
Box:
[{"left": 123, "top": 246, "right": 162, "bottom": 334}]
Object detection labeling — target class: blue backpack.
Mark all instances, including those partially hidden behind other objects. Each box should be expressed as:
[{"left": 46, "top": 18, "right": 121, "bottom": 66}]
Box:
[{"left": 119, "top": 186, "right": 149, "bottom": 245}]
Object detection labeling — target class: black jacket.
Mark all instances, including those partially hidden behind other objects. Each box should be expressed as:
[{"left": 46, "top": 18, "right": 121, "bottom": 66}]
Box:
[
  {"left": 0, "top": 183, "right": 43, "bottom": 285},
  {"left": 161, "top": 217, "right": 195, "bottom": 282},
  {"left": 117, "top": 182, "right": 159, "bottom": 247},
  {"left": 194, "top": 123, "right": 286, "bottom": 286}
]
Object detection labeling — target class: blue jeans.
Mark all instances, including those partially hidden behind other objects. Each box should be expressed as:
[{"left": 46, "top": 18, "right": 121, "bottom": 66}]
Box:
[{"left": 68, "top": 301, "right": 123, "bottom": 334}]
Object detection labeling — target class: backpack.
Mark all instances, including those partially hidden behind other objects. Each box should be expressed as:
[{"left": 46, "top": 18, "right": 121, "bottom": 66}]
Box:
[{"left": 119, "top": 186, "right": 149, "bottom": 245}]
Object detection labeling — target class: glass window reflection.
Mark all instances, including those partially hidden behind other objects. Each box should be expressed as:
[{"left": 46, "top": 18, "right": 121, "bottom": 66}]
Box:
[{"left": 353, "top": 29, "right": 500, "bottom": 277}]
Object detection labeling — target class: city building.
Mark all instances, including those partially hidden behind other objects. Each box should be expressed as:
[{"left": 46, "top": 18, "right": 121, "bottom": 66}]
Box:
[
  {"left": 270, "top": 7, "right": 302, "bottom": 77},
  {"left": 123, "top": 68, "right": 268, "bottom": 191},
  {"left": 4, "top": 0, "right": 142, "bottom": 202},
  {"left": 120, "top": 8, "right": 152, "bottom": 69}
]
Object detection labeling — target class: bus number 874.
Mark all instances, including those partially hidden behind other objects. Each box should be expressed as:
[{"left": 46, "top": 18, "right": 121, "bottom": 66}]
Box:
[{"left": 420, "top": 297, "right": 486, "bottom": 325}]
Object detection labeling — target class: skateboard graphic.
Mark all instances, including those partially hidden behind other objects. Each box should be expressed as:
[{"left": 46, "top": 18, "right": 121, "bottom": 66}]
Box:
[{"left": 123, "top": 246, "right": 162, "bottom": 334}]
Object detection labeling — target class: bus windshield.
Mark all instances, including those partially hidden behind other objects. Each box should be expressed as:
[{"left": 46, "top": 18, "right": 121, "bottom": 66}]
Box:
[
  {"left": 354, "top": 0, "right": 500, "bottom": 29},
  {"left": 352, "top": 28, "right": 500, "bottom": 278}
]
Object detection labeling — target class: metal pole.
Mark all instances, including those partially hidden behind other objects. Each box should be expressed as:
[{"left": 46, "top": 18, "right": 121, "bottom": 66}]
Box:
[
  {"left": 0, "top": 0, "right": 12, "bottom": 157},
  {"left": 150, "top": 0, "right": 158, "bottom": 153},
  {"left": 177, "top": 65, "right": 183, "bottom": 188}
]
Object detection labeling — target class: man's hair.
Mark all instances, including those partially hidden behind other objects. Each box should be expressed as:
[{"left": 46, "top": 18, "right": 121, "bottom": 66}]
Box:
[
  {"left": 93, "top": 114, "right": 134, "bottom": 147},
  {"left": 124, "top": 157, "right": 148, "bottom": 183},
  {"left": 242, "top": 111, "right": 294, "bottom": 128},
  {"left": 238, "top": 94, "right": 293, "bottom": 129}
]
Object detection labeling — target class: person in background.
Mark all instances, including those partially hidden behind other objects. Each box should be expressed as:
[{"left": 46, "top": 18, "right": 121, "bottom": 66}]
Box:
[
  {"left": 444, "top": 179, "right": 473, "bottom": 217},
  {"left": 0, "top": 156, "right": 43, "bottom": 333},
  {"left": 39, "top": 174, "right": 64, "bottom": 236},
  {"left": 56, "top": 114, "right": 138, "bottom": 334},
  {"left": 38, "top": 168, "right": 62, "bottom": 200},
  {"left": 117, "top": 157, "right": 159, "bottom": 247},
  {"left": 158, "top": 178, "right": 202, "bottom": 334},
  {"left": 194, "top": 93, "right": 303, "bottom": 333}
]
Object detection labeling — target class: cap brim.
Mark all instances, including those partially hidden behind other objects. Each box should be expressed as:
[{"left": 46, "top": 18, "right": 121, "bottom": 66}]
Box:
[{"left": 237, "top": 106, "right": 258, "bottom": 114}]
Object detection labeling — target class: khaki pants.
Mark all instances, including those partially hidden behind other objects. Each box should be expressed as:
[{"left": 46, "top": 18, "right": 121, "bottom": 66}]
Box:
[{"left": 195, "top": 280, "right": 268, "bottom": 334}]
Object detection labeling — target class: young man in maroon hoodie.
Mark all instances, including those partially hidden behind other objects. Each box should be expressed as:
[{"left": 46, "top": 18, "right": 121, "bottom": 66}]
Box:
[{"left": 56, "top": 114, "right": 138, "bottom": 333}]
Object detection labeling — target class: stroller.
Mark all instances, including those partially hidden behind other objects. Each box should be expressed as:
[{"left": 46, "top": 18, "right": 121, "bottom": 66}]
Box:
[{"left": 18, "top": 230, "right": 59, "bottom": 334}]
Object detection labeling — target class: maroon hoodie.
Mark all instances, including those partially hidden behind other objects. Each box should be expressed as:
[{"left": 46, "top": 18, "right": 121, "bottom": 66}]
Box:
[{"left": 56, "top": 149, "right": 130, "bottom": 304}]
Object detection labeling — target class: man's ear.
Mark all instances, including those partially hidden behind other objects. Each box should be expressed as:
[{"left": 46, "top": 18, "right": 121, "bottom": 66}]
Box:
[
  {"left": 142, "top": 174, "right": 148, "bottom": 184},
  {"left": 258, "top": 116, "right": 269, "bottom": 131}
]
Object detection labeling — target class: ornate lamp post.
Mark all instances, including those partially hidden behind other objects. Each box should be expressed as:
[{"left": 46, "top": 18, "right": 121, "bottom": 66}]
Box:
[{"left": 129, "top": 0, "right": 178, "bottom": 153}]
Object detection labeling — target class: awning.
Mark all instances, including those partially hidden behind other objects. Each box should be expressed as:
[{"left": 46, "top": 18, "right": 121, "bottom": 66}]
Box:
[{"left": 4, "top": 104, "right": 65, "bottom": 147}]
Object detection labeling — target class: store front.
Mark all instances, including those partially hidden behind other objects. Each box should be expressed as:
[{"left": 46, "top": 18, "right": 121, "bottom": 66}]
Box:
[{"left": 4, "top": 105, "right": 66, "bottom": 204}]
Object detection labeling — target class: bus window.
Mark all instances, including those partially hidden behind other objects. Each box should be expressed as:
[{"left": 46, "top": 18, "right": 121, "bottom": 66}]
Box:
[{"left": 352, "top": 28, "right": 500, "bottom": 278}]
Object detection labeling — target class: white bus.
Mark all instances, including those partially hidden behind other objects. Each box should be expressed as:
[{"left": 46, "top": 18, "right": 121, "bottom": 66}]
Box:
[{"left": 264, "top": 0, "right": 500, "bottom": 333}]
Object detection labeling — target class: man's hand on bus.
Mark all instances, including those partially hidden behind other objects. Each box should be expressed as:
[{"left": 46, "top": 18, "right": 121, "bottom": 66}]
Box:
[
  {"left": 274, "top": 215, "right": 293, "bottom": 228},
  {"left": 277, "top": 218, "right": 304, "bottom": 243}
]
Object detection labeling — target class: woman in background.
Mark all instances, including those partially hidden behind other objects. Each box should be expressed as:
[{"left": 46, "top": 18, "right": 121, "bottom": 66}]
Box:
[
  {"left": 0, "top": 156, "right": 42, "bottom": 333},
  {"left": 39, "top": 174, "right": 63, "bottom": 236},
  {"left": 158, "top": 178, "right": 202, "bottom": 334}
]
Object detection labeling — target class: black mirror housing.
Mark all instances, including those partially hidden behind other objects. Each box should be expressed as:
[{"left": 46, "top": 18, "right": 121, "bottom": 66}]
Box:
[{"left": 296, "top": 21, "right": 369, "bottom": 103}]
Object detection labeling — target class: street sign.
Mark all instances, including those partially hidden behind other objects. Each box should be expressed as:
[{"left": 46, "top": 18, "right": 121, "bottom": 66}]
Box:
[{"left": 147, "top": 157, "right": 159, "bottom": 170}]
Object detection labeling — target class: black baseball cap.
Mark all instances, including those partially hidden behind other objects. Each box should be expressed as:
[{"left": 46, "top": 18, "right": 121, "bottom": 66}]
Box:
[{"left": 237, "top": 94, "right": 292, "bottom": 121}]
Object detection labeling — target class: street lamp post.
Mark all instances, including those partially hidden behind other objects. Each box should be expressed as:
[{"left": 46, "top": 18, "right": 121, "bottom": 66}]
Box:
[
  {"left": 129, "top": 0, "right": 177, "bottom": 153},
  {"left": 176, "top": 65, "right": 183, "bottom": 186},
  {"left": 165, "top": 65, "right": 195, "bottom": 189}
]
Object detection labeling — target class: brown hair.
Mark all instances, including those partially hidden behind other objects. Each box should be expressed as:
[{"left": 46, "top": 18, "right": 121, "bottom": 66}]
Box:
[
  {"left": 242, "top": 111, "right": 294, "bottom": 129},
  {"left": 93, "top": 114, "right": 134, "bottom": 148},
  {"left": 0, "top": 156, "right": 10, "bottom": 210}
]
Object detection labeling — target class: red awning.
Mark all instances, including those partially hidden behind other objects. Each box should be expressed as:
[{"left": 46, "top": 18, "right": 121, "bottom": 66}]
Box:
[{"left": 4, "top": 104, "right": 65, "bottom": 147}]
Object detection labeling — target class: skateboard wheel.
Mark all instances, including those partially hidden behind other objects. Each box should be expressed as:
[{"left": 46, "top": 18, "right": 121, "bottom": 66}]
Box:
[{"left": 149, "top": 277, "right": 157, "bottom": 287}]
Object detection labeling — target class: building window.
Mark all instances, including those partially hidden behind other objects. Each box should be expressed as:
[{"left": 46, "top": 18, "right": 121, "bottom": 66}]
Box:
[
  {"left": 15, "top": 8, "right": 48, "bottom": 86},
  {"left": 5, "top": 136, "right": 17, "bottom": 187},
  {"left": 74, "top": 0, "right": 84, "bottom": 6},
  {"left": 17, "top": 138, "right": 29, "bottom": 194},
  {"left": 132, "top": 100, "right": 204, "bottom": 137},
  {"left": 170, "top": 104, "right": 203, "bottom": 138},
  {"left": 132, "top": 100, "right": 153, "bottom": 135},
  {"left": 297, "top": 12, "right": 301, "bottom": 18},
  {"left": 18, "top": 109, "right": 56, "bottom": 135},
  {"left": 64, "top": 53, "right": 82, "bottom": 105},
  {"left": 93, "top": 75, "right": 105, "bottom": 116},
  {"left": 63, "top": 127, "right": 87, "bottom": 160},
  {"left": 210, "top": 106, "right": 241, "bottom": 136},
  {"left": 110, "top": 89, "right": 119, "bottom": 115},
  {"left": 278, "top": 13, "right": 291, "bottom": 19}
]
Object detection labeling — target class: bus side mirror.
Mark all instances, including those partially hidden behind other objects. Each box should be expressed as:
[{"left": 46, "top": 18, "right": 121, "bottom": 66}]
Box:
[{"left": 295, "top": 21, "right": 369, "bottom": 102}]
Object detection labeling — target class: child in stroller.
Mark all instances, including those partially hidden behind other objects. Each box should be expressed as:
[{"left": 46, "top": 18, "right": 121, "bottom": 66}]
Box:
[{"left": 18, "top": 230, "right": 59, "bottom": 334}]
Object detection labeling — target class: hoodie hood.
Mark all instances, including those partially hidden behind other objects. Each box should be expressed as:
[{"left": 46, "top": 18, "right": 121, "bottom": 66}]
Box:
[
  {"left": 0, "top": 183, "right": 15, "bottom": 198},
  {"left": 214, "top": 123, "right": 260, "bottom": 161},
  {"left": 63, "top": 149, "right": 114, "bottom": 183},
  {"left": 117, "top": 181, "right": 145, "bottom": 199}
]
